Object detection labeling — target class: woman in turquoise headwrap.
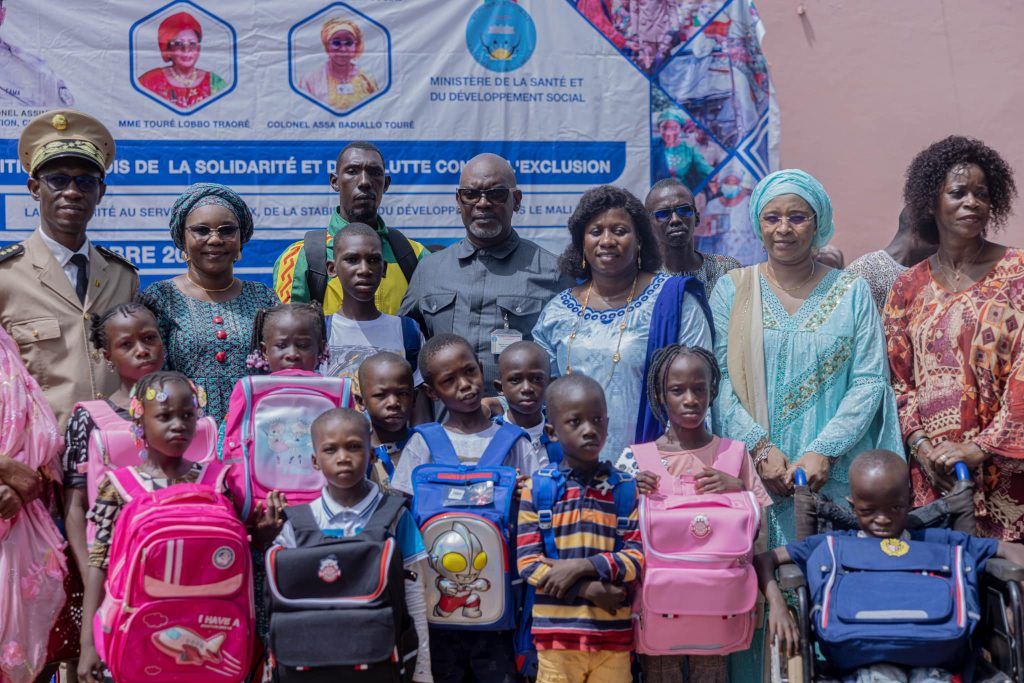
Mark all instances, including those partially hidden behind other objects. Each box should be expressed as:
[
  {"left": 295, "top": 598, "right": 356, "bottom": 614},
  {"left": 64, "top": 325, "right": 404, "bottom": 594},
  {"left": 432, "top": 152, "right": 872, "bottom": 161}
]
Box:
[{"left": 710, "top": 169, "right": 902, "bottom": 678}]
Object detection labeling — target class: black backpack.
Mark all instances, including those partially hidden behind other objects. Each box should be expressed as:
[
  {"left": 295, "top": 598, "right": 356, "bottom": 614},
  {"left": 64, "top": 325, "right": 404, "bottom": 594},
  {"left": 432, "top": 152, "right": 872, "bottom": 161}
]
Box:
[
  {"left": 304, "top": 226, "right": 419, "bottom": 306},
  {"left": 266, "top": 494, "right": 418, "bottom": 683}
]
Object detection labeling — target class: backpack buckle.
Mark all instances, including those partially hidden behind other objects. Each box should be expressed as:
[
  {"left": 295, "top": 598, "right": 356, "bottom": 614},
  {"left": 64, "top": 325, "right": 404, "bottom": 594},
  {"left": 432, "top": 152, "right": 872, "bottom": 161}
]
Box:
[
  {"left": 538, "top": 509, "right": 553, "bottom": 530},
  {"left": 616, "top": 516, "right": 631, "bottom": 535}
]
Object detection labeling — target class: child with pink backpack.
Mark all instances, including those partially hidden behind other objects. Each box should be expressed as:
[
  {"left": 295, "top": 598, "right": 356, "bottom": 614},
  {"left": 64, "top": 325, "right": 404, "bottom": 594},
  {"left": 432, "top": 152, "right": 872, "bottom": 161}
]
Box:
[
  {"left": 78, "top": 372, "right": 264, "bottom": 683},
  {"left": 616, "top": 345, "right": 772, "bottom": 683}
]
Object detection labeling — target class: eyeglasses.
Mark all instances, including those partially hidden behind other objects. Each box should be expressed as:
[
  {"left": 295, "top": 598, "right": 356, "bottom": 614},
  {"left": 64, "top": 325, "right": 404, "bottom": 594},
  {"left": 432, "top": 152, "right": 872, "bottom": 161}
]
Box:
[
  {"left": 39, "top": 173, "right": 103, "bottom": 193},
  {"left": 187, "top": 226, "right": 239, "bottom": 240},
  {"left": 167, "top": 40, "right": 200, "bottom": 52},
  {"left": 760, "top": 212, "right": 815, "bottom": 227},
  {"left": 651, "top": 204, "right": 696, "bottom": 222},
  {"left": 457, "top": 187, "right": 512, "bottom": 204},
  {"left": 329, "top": 38, "right": 356, "bottom": 49}
]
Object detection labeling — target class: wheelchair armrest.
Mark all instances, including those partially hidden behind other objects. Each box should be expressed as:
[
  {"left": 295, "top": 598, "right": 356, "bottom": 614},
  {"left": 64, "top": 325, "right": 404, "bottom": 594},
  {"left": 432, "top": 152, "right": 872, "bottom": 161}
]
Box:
[
  {"left": 778, "top": 563, "right": 807, "bottom": 590},
  {"left": 985, "top": 558, "right": 1024, "bottom": 583}
]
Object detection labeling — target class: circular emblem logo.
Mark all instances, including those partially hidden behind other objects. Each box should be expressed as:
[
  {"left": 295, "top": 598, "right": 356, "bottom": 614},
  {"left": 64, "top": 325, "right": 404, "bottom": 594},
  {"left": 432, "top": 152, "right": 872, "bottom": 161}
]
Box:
[
  {"left": 880, "top": 537, "right": 910, "bottom": 557},
  {"left": 212, "top": 546, "right": 235, "bottom": 570},
  {"left": 465, "top": 0, "right": 536, "bottom": 72},
  {"left": 319, "top": 555, "right": 342, "bottom": 584},
  {"left": 690, "top": 514, "right": 712, "bottom": 539}
]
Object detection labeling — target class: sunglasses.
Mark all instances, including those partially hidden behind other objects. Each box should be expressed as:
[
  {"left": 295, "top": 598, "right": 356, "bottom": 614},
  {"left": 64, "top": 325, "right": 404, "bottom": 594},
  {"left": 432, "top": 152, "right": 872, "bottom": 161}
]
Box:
[
  {"left": 329, "top": 38, "right": 356, "bottom": 49},
  {"left": 39, "top": 173, "right": 103, "bottom": 193},
  {"left": 167, "top": 40, "right": 200, "bottom": 52},
  {"left": 187, "top": 226, "right": 240, "bottom": 240},
  {"left": 457, "top": 187, "right": 512, "bottom": 204},
  {"left": 651, "top": 204, "right": 696, "bottom": 222},
  {"left": 760, "top": 212, "right": 815, "bottom": 227}
]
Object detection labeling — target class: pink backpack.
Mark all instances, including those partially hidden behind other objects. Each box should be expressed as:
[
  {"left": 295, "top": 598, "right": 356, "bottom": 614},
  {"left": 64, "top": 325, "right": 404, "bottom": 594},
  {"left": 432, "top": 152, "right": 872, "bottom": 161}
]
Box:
[
  {"left": 222, "top": 370, "right": 355, "bottom": 522},
  {"left": 93, "top": 461, "right": 253, "bottom": 682},
  {"left": 631, "top": 439, "right": 760, "bottom": 655},
  {"left": 73, "top": 400, "right": 218, "bottom": 548}
]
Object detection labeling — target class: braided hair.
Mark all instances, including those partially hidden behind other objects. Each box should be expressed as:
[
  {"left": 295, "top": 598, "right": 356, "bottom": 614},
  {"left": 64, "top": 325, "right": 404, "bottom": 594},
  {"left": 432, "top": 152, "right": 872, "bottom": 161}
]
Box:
[
  {"left": 128, "top": 371, "right": 206, "bottom": 427},
  {"left": 89, "top": 300, "right": 160, "bottom": 352},
  {"left": 645, "top": 344, "right": 721, "bottom": 428},
  {"left": 248, "top": 302, "right": 328, "bottom": 370}
]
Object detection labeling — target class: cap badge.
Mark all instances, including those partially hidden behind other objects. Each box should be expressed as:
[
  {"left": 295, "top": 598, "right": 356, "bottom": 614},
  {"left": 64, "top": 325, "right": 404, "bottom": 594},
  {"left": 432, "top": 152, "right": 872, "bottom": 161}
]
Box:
[{"left": 51, "top": 114, "right": 68, "bottom": 131}]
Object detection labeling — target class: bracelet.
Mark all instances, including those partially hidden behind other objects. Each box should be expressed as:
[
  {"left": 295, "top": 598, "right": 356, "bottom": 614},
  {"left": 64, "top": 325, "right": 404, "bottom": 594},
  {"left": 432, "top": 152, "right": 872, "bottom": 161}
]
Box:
[
  {"left": 752, "top": 440, "right": 773, "bottom": 467},
  {"left": 908, "top": 434, "right": 929, "bottom": 459}
]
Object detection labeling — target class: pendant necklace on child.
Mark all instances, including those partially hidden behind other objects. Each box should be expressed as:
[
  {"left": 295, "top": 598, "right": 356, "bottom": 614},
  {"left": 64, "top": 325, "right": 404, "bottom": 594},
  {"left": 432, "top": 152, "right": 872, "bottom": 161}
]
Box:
[{"left": 565, "top": 273, "right": 638, "bottom": 385}]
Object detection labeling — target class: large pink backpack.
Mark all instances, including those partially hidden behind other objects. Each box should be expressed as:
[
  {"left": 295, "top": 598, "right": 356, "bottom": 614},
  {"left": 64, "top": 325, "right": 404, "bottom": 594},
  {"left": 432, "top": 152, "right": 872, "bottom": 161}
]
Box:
[
  {"left": 631, "top": 439, "right": 760, "bottom": 655},
  {"left": 73, "top": 400, "right": 218, "bottom": 548},
  {"left": 222, "top": 369, "right": 355, "bottom": 522},
  {"left": 93, "top": 461, "right": 253, "bottom": 682}
]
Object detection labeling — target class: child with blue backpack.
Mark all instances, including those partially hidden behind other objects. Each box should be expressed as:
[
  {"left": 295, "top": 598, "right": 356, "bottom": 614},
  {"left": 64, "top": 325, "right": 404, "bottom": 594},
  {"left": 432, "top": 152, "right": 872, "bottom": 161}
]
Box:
[
  {"left": 391, "top": 333, "right": 545, "bottom": 683},
  {"left": 758, "top": 449, "right": 1024, "bottom": 682},
  {"left": 356, "top": 351, "right": 418, "bottom": 490},
  {"left": 517, "top": 374, "right": 643, "bottom": 683},
  {"left": 491, "top": 340, "right": 561, "bottom": 465}
]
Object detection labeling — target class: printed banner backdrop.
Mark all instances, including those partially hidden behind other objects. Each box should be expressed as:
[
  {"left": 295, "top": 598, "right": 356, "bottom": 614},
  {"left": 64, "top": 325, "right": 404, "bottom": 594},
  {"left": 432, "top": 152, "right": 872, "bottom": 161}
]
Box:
[{"left": 0, "top": 0, "right": 777, "bottom": 287}]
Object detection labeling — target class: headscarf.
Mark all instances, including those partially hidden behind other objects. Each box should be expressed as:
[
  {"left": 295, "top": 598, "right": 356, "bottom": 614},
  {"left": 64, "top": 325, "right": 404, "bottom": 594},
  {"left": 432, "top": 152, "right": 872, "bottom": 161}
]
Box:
[
  {"left": 169, "top": 183, "right": 254, "bottom": 250},
  {"left": 320, "top": 18, "right": 364, "bottom": 60},
  {"left": 748, "top": 168, "right": 834, "bottom": 249},
  {"left": 657, "top": 110, "right": 687, "bottom": 128},
  {"left": 158, "top": 12, "right": 203, "bottom": 63}
]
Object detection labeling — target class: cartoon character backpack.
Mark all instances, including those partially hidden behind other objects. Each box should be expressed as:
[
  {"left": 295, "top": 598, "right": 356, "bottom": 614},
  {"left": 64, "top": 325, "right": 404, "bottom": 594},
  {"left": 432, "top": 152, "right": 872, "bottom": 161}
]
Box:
[
  {"left": 409, "top": 421, "right": 528, "bottom": 630},
  {"left": 265, "top": 494, "right": 418, "bottom": 682},
  {"left": 630, "top": 440, "right": 760, "bottom": 655},
  {"left": 73, "top": 400, "right": 218, "bottom": 548},
  {"left": 222, "top": 369, "right": 355, "bottom": 521},
  {"left": 515, "top": 465, "right": 637, "bottom": 676},
  {"left": 93, "top": 461, "right": 253, "bottom": 683}
]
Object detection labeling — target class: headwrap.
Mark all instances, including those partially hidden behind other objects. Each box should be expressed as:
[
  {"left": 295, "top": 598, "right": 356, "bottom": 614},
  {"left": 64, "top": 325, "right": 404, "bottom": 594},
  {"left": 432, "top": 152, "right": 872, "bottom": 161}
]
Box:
[
  {"left": 657, "top": 110, "right": 687, "bottom": 128},
  {"left": 320, "top": 18, "right": 364, "bottom": 60},
  {"left": 158, "top": 12, "right": 203, "bottom": 63},
  {"left": 168, "top": 183, "right": 254, "bottom": 250},
  {"left": 748, "top": 169, "right": 834, "bottom": 249}
]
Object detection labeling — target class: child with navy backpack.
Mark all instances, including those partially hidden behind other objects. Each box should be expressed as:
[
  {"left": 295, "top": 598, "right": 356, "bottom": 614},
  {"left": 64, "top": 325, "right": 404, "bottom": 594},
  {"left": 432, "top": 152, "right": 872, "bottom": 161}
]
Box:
[
  {"left": 758, "top": 450, "right": 1024, "bottom": 682},
  {"left": 356, "top": 351, "right": 418, "bottom": 490},
  {"left": 491, "top": 340, "right": 562, "bottom": 466},
  {"left": 391, "top": 333, "right": 545, "bottom": 683},
  {"left": 263, "top": 407, "right": 432, "bottom": 682},
  {"left": 517, "top": 374, "right": 643, "bottom": 683}
]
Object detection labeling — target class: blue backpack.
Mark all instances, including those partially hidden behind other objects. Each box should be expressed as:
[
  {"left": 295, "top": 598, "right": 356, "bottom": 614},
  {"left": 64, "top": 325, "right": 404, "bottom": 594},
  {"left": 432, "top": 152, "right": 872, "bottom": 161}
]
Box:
[
  {"left": 806, "top": 533, "right": 980, "bottom": 672},
  {"left": 492, "top": 414, "right": 563, "bottom": 466},
  {"left": 514, "top": 466, "right": 637, "bottom": 676},
  {"left": 410, "top": 421, "right": 529, "bottom": 631}
]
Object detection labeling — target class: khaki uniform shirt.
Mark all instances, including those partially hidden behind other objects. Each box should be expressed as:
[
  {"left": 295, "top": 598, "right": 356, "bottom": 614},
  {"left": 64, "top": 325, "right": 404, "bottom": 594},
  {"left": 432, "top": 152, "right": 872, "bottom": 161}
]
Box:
[{"left": 0, "top": 230, "right": 138, "bottom": 429}]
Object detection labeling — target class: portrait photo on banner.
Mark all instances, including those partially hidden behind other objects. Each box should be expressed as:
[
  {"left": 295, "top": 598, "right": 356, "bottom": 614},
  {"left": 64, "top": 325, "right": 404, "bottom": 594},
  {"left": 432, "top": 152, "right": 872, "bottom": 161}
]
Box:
[
  {"left": 289, "top": 5, "right": 391, "bottom": 116},
  {"left": 130, "top": 2, "right": 236, "bottom": 114}
]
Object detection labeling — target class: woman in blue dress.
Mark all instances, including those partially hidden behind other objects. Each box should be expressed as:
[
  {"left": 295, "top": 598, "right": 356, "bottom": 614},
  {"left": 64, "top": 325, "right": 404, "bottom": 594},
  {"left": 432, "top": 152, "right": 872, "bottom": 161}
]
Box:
[
  {"left": 712, "top": 169, "right": 902, "bottom": 679},
  {"left": 532, "top": 185, "right": 712, "bottom": 462}
]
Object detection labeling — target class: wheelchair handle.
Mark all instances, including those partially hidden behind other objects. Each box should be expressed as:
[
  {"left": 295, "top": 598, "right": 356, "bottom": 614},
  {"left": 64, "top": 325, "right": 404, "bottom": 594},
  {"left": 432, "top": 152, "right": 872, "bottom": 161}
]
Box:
[
  {"left": 954, "top": 461, "right": 970, "bottom": 481},
  {"left": 794, "top": 468, "right": 808, "bottom": 487}
]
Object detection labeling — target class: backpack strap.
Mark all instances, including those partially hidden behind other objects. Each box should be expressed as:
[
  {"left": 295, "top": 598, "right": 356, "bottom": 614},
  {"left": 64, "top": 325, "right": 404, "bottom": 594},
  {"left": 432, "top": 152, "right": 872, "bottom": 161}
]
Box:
[
  {"left": 478, "top": 421, "right": 529, "bottom": 469},
  {"left": 530, "top": 466, "right": 565, "bottom": 559},
  {"left": 240, "top": 376, "right": 258, "bottom": 520},
  {"left": 107, "top": 467, "right": 148, "bottom": 503},
  {"left": 284, "top": 503, "right": 322, "bottom": 548},
  {"left": 411, "top": 423, "right": 461, "bottom": 467},
  {"left": 608, "top": 471, "right": 637, "bottom": 552},
  {"left": 629, "top": 442, "right": 665, "bottom": 477},
  {"left": 385, "top": 228, "right": 419, "bottom": 284},
  {"left": 362, "top": 493, "right": 408, "bottom": 539},
  {"left": 198, "top": 460, "right": 230, "bottom": 493},
  {"left": 75, "top": 400, "right": 127, "bottom": 430},
  {"left": 711, "top": 438, "right": 746, "bottom": 479},
  {"left": 400, "top": 316, "right": 422, "bottom": 367},
  {"left": 303, "top": 229, "right": 329, "bottom": 305},
  {"left": 374, "top": 444, "right": 396, "bottom": 478},
  {"left": 540, "top": 433, "right": 563, "bottom": 466}
]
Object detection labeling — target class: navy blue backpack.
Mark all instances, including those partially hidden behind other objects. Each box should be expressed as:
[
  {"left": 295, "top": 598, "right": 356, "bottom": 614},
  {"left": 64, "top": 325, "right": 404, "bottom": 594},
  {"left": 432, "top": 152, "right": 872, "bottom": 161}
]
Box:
[
  {"left": 409, "top": 421, "right": 529, "bottom": 631},
  {"left": 514, "top": 466, "right": 637, "bottom": 676},
  {"left": 806, "top": 533, "right": 980, "bottom": 672}
]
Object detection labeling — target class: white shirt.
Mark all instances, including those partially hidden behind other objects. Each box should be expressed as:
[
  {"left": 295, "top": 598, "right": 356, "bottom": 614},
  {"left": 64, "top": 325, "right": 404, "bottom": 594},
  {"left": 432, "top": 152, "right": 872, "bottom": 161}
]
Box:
[
  {"left": 321, "top": 313, "right": 425, "bottom": 386},
  {"left": 390, "top": 422, "right": 546, "bottom": 495},
  {"left": 37, "top": 227, "right": 90, "bottom": 290}
]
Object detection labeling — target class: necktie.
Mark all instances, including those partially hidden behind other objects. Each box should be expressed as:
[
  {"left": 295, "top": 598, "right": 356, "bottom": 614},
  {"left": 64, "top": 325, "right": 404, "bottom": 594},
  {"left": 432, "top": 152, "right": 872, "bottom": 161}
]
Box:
[{"left": 70, "top": 253, "right": 89, "bottom": 304}]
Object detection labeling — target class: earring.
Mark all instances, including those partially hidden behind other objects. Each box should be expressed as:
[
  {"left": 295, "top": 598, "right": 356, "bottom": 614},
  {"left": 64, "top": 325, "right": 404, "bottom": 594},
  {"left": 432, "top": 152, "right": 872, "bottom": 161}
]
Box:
[
  {"left": 138, "top": 440, "right": 149, "bottom": 460},
  {"left": 234, "top": 249, "right": 242, "bottom": 263},
  {"left": 183, "top": 252, "right": 190, "bottom": 263},
  {"left": 105, "top": 360, "right": 115, "bottom": 372},
  {"left": 637, "top": 250, "right": 642, "bottom": 270}
]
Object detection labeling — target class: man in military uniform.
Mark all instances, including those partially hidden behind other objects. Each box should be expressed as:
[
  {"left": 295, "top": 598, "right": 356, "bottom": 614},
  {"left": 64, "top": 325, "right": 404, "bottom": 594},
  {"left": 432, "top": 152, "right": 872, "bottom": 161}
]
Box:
[
  {"left": 0, "top": 109, "right": 137, "bottom": 429},
  {"left": 0, "top": 0, "right": 74, "bottom": 107}
]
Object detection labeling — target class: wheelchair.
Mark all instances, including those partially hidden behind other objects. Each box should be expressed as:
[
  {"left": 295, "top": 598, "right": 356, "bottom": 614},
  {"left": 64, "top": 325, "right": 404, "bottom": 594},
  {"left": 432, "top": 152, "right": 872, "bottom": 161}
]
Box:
[{"left": 770, "top": 464, "right": 1024, "bottom": 683}]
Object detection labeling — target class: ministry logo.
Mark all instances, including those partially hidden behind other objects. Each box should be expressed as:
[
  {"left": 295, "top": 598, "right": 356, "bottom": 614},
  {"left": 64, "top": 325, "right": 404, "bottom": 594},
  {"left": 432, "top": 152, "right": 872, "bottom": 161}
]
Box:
[{"left": 465, "top": 0, "right": 536, "bottom": 73}]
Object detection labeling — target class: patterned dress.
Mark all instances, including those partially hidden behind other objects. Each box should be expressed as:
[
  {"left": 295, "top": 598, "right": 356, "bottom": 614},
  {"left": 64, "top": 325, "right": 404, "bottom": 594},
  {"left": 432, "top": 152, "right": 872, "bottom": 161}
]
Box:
[
  {"left": 662, "top": 251, "right": 741, "bottom": 299},
  {"left": 845, "top": 249, "right": 907, "bottom": 312},
  {"left": 143, "top": 280, "right": 279, "bottom": 424},
  {"left": 885, "top": 249, "right": 1024, "bottom": 541}
]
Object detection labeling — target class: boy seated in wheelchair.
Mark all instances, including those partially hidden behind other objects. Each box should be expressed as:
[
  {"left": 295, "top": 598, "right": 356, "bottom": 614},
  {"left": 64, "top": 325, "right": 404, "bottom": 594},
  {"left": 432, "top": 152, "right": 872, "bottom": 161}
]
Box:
[{"left": 755, "top": 450, "right": 1024, "bottom": 683}]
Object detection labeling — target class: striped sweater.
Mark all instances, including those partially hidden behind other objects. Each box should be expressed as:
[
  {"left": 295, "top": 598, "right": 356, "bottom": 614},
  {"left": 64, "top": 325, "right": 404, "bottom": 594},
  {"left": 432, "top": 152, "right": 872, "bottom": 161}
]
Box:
[{"left": 516, "top": 462, "right": 643, "bottom": 652}]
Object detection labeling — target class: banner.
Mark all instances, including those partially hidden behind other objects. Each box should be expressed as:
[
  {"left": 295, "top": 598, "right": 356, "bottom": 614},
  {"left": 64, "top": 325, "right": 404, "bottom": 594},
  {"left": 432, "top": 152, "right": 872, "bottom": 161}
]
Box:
[{"left": 0, "top": 0, "right": 777, "bottom": 286}]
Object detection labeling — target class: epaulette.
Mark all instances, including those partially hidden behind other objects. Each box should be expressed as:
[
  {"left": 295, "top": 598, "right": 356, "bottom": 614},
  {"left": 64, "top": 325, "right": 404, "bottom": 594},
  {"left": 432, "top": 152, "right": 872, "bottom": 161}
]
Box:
[
  {"left": 96, "top": 245, "right": 138, "bottom": 271},
  {"left": 0, "top": 243, "right": 25, "bottom": 264}
]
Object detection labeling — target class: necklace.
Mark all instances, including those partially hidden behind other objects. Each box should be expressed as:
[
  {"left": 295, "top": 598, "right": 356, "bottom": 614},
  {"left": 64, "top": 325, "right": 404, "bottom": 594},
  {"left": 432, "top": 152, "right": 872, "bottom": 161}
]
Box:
[
  {"left": 764, "top": 260, "right": 815, "bottom": 294},
  {"left": 187, "top": 272, "right": 237, "bottom": 293},
  {"left": 937, "top": 241, "right": 985, "bottom": 284},
  {"left": 168, "top": 66, "right": 200, "bottom": 87},
  {"left": 565, "top": 273, "right": 639, "bottom": 385}
]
